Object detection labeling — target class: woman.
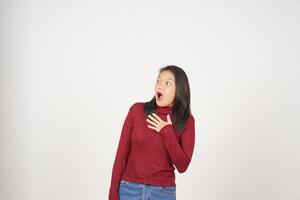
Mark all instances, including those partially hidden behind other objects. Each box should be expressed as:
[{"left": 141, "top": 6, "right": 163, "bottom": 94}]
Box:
[{"left": 109, "top": 65, "right": 195, "bottom": 200}]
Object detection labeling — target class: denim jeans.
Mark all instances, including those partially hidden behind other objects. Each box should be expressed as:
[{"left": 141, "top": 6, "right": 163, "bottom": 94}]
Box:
[{"left": 119, "top": 179, "right": 176, "bottom": 200}]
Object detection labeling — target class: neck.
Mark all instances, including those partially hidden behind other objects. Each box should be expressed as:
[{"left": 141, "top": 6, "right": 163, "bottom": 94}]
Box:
[{"left": 156, "top": 104, "right": 173, "bottom": 114}]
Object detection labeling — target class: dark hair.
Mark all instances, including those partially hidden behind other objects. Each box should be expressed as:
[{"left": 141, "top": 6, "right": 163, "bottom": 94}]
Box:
[{"left": 144, "top": 65, "right": 191, "bottom": 133}]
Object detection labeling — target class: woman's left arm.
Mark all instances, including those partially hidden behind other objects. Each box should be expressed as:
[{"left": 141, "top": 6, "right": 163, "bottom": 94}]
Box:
[{"left": 159, "top": 115, "right": 195, "bottom": 173}]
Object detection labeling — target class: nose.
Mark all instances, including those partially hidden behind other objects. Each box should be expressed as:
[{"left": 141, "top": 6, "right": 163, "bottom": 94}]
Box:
[{"left": 157, "top": 83, "right": 165, "bottom": 90}]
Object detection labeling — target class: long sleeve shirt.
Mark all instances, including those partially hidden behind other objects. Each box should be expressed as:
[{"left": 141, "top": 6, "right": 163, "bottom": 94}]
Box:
[{"left": 108, "top": 102, "right": 195, "bottom": 200}]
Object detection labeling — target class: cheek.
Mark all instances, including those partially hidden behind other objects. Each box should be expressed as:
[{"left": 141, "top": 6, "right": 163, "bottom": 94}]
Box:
[
  {"left": 171, "top": 90, "right": 176, "bottom": 99},
  {"left": 167, "top": 89, "right": 176, "bottom": 100}
]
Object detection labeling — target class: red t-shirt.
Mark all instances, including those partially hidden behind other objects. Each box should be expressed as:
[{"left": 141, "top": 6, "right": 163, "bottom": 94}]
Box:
[{"left": 109, "top": 102, "right": 195, "bottom": 200}]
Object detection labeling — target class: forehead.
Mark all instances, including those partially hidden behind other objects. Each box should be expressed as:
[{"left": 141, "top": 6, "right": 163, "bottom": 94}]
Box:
[{"left": 157, "top": 70, "right": 175, "bottom": 81}]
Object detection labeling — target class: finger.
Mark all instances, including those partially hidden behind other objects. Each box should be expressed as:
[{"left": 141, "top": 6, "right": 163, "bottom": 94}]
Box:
[
  {"left": 167, "top": 114, "right": 172, "bottom": 124},
  {"left": 148, "top": 115, "right": 158, "bottom": 123},
  {"left": 151, "top": 113, "right": 162, "bottom": 121},
  {"left": 147, "top": 125, "right": 157, "bottom": 131},
  {"left": 148, "top": 114, "right": 159, "bottom": 124},
  {"left": 146, "top": 118, "right": 157, "bottom": 127}
]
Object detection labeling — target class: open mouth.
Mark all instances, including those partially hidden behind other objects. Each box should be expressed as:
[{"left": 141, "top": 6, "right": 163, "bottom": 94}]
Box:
[{"left": 156, "top": 92, "right": 164, "bottom": 101}]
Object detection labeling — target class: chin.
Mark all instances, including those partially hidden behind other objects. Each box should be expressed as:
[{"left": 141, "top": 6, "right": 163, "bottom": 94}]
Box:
[{"left": 156, "top": 100, "right": 172, "bottom": 107}]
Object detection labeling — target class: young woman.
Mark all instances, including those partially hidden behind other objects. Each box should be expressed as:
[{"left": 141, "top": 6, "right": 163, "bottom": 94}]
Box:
[{"left": 109, "top": 65, "right": 195, "bottom": 200}]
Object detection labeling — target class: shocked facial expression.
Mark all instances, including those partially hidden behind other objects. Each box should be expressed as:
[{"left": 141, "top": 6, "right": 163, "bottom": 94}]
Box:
[{"left": 155, "top": 70, "right": 176, "bottom": 107}]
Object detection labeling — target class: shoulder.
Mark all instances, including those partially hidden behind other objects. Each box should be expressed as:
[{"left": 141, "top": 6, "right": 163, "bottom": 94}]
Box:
[
  {"left": 187, "top": 113, "right": 195, "bottom": 123},
  {"left": 184, "top": 113, "right": 195, "bottom": 129},
  {"left": 129, "top": 101, "right": 145, "bottom": 112},
  {"left": 179, "top": 113, "right": 195, "bottom": 135},
  {"left": 126, "top": 102, "right": 146, "bottom": 120}
]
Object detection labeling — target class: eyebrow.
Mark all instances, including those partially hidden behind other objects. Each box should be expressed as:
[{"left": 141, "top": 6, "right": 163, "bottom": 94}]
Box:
[{"left": 157, "top": 75, "right": 175, "bottom": 82}]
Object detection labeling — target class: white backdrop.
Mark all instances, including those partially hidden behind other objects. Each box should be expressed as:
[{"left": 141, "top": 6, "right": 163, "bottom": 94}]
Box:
[{"left": 1, "top": 1, "right": 299, "bottom": 200}]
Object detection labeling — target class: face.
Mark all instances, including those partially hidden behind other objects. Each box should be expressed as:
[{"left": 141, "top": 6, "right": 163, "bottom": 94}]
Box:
[{"left": 155, "top": 70, "right": 176, "bottom": 107}]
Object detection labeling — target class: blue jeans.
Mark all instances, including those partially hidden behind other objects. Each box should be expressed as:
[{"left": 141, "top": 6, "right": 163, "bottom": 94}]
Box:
[{"left": 119, "top": 179, "right": 176, "bottom": 200}]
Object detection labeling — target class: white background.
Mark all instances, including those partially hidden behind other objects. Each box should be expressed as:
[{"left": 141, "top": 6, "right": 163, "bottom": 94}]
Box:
[{"left": 1, "top": 1, "right": 299, "bottom": 200}]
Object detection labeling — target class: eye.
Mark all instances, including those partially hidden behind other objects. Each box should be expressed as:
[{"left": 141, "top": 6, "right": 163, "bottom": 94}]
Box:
[
  {"left": 156, "top": 79, "right": 161, "bottom": 84},
  {"left": 166, "top": 81, "right": 171, "bottom": 85}
]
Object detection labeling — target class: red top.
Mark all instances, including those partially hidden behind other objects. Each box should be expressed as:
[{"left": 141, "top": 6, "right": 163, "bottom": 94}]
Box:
[{"left": 108, "top": 102, "right": 195, "bottom": 200}]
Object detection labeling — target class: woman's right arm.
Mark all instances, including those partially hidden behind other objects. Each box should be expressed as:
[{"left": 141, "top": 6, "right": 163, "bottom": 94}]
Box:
[{"left": 108, "top": 103, "right": 135, "bottom": 200}]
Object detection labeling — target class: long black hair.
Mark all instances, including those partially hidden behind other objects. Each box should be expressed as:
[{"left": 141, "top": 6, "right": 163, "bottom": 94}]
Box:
[{"left": 144, "top": 65, "right": 191, "bottom": 133}]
